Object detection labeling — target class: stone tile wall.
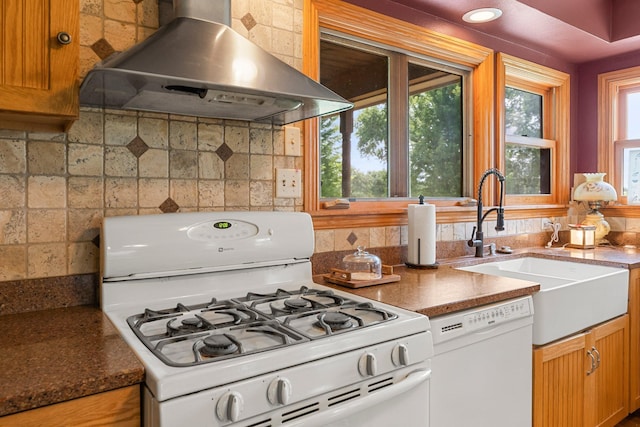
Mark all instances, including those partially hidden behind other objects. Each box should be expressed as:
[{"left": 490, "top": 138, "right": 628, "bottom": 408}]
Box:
[{"left": 0, "top": 0, "right": 304, "bottom": 281}]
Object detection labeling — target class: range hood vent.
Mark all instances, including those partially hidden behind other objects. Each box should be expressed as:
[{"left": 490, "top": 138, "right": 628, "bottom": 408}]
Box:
[{"left": 79, "top": 0, "right": 352, "bottom": 125}]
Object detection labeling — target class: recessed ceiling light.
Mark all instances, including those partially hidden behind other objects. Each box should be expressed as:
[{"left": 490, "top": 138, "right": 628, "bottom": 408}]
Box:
[{"left": 462, "top": 8, "right": 503, "bottom": 23}]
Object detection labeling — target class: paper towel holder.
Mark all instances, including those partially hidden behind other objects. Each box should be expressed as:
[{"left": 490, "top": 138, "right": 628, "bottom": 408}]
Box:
[{"left": 406, "top": 195, "right": 439, "bottom": 269}]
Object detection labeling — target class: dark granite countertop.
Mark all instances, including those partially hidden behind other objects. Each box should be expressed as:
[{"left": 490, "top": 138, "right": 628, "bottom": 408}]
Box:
[
  {"left": 318, "top": 265, "right": 540, "bottom": 317},
  {"left": 316, "top": 245, "right": 640, "bottom": 317},
  {"left": 0, "top": 305, "right": 144, "bottom": 417}
]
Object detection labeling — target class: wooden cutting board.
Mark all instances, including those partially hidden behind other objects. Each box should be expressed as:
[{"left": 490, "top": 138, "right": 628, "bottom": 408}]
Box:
[{"left": 323, "top": 265, "right": 401, "bottom": 288}]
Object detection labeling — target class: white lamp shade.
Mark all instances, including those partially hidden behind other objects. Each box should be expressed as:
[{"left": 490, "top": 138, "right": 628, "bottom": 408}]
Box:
[{"left": 573, "top": 173, "right": 617, "bottom": 202}]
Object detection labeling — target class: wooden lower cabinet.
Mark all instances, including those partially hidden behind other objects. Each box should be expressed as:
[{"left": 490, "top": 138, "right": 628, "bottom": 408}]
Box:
[
  {"left": 628, "top": 268, "right": 640, "bottom": 412},
  {"left": 0, "top": 385, "right": 140, "bottom": 427},
  {"left": 533, "top": 314, "right": 629, "bottom": 427}
]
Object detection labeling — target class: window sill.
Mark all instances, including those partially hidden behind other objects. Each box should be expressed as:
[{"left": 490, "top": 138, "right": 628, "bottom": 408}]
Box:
[
  {"left": 309, "top": 203, "right": 569, "bottom": 230},
  {"left": 602, "top": 204, "right": 640, "bottom": 218}
]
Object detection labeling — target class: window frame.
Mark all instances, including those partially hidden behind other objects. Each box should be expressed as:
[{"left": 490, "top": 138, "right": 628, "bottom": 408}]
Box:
[
  {"left": 598, "top": 65, "right": 640, "bottom": 209},
  {"left": 303, "top": 0, "right": 570, "bottom": 229},
  {"left": 319, "top": 33, "right": 467, "bottom": 200},
  {"left": 496, "top": 53, "right": 570, "bottom": 206}
]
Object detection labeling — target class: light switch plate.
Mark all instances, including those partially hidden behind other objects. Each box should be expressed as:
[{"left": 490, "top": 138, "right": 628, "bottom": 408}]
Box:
[
  {"left": 275, "top": 168, "right": 302, "bottom": 198},
  {"left": 284, "top": 126, "right": 301, "bottom": 156}
]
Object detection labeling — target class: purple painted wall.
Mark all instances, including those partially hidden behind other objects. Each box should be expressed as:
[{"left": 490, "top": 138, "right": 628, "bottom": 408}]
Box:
[{"left": 577, "top": 51, "right": 640, "bottom": 172}]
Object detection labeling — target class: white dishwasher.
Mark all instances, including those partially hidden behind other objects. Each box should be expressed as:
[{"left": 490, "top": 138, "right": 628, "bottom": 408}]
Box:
[{"left": 430, "top": 296, "right": 534, "bottom": 427}]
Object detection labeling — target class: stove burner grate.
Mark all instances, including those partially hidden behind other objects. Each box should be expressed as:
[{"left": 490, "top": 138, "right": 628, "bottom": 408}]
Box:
[{"left": 125, "top": 290, "right": 400, "bottom": 367}]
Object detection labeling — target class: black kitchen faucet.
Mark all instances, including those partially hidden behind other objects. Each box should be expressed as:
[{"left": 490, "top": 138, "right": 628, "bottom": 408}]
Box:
[{"left": 467, "top": 168, "right": 505, "bottom": 257}]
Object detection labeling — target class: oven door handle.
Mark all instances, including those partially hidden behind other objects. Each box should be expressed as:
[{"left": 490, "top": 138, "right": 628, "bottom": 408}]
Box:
[{"left": 286, "top": 368, "right": 430, "bottom": 427}]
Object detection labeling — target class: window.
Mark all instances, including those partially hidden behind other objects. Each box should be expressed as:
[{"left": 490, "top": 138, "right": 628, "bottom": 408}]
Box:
[
  {"left": 304, "top": 0, "right": 493, "bottom": 228},
  {"left": 504, "top": 86, "right": 552, "bottom": 195},
  {"left": 496, "top": 53, "right": 570, "bottom": 206},
  {"left": 303, "top": 0, "right": 569, "bottom": 229},
  {"left": 319, "top": 37, "right": 463, "bottom": 200},
  {"left": 598, "top": 66, "right": 640, "bottom": 204},
  {"left": 619, "top": 87, "right": 640, "bottom": 202}
]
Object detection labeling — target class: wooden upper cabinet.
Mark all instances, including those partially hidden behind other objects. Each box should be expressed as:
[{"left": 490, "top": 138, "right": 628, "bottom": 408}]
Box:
[{"left": 0, "top": 0, "right": 79, "bottom": 132}]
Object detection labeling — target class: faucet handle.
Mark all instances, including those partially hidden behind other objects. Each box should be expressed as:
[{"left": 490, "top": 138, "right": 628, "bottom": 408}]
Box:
[
  {"left": 484, "top": 243, "right": 497, "bottom": 256},
  {"left": 467, "top": 226, "right": 477, "bottom": 248},
  {"left": 495, "top": 208, "right": 505, "bottom": 231}
]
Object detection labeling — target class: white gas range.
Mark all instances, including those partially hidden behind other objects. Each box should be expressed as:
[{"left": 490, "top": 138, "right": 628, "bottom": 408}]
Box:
[{"left": 100, "top": 211, "right": 433, "bottom": 427}]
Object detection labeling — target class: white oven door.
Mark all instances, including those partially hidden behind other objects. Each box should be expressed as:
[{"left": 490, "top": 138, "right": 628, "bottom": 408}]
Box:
[{"left": 287, "top": 366, "right": 430, "bottom": 427}]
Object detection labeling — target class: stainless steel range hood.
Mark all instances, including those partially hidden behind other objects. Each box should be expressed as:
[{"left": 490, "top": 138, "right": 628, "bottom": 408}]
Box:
[{"left": 79, "top": 0, "right": 352, "bottom": 125}]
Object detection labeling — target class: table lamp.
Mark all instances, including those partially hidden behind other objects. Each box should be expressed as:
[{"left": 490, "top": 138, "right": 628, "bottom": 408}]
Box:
[{"left": 573, "top": 173, "right": 617, "bottom": 244}]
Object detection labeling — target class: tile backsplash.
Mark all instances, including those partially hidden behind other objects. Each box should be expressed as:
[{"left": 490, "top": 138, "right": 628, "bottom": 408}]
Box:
[{"left": 0, "top": 0, "right": 304, "bottom": 281}]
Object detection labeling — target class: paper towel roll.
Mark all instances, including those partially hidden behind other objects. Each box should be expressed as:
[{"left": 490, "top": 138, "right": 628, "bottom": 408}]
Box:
[{"left": 407, "top": 202, "right": 436, "bottom": 266}]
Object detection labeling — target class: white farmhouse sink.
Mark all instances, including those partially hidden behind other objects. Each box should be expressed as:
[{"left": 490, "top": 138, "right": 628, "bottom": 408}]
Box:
[{"left": 458, "top": 257, "right": 629, "bottom": 345}]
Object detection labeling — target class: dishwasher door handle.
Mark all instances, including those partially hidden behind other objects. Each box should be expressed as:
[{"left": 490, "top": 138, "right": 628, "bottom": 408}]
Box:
[{"left": 286, "top": 369, "right": 431, "bottom": 427}]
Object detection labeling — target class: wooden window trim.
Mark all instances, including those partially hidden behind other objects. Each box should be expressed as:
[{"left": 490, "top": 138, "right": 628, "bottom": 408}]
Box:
[
  {"left": 598, "top": 65, "right": 640, "bottom": 207},
  {"left": 303, "top": 1, "right": 569, "bottom": 230},
  {"left": 303, "top": 0, "right": 495, "bottom": 229},
  {"left": 496, "top": 53, "right": 570, "bottom": 207}
]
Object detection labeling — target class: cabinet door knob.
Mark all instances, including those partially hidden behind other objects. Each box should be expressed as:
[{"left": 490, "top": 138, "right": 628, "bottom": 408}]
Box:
[{"left": 56, "top": 32, "right": 72, "bottom": 45}]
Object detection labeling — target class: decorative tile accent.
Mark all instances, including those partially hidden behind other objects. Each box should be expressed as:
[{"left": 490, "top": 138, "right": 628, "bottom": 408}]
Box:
[
  {"left": 347, "top": 232, "right": 358, "bottom": 246},
  {"left": 159, "top": 197, "right": 179, "bottom": 213},
  {"left": 91, "top": 38, "right": 115, "bottom": 60},
  {"left": 216, "top": 142, "right": 234, "bottom": 162},
  {"left": 241, "top": 13, "right": 257, "bottom": 31},
  {"left": 126, "top": 136, "right": 149, "bottom": 158}
]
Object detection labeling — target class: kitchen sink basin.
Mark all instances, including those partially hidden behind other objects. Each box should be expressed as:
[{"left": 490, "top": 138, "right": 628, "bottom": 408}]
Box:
[{"left": 457, "top": 257, "right": 629, "bottom": 345}]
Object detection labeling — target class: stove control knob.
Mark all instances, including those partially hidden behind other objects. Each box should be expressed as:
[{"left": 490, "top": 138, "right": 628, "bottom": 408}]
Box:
[
  {"left": 216, "top": 391, "right": 244, "bottom": 422},
  {"left": 267, "top": 377, "right": 292, "bottom": 405},
  {"left": 391, "top": 343, "right": 410, "bottom": 366},
  {"left": 358, "top": 352, "right": 378, "bottom": 377}
]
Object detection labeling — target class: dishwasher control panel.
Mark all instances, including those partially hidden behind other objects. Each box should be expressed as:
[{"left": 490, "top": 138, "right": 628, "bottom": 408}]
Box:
[
  {"left": 430, "top": 296, "right": 534, "bottom": 344},
  {"left": 463, "top": 297, "right": 532, "bottom": 332}
]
